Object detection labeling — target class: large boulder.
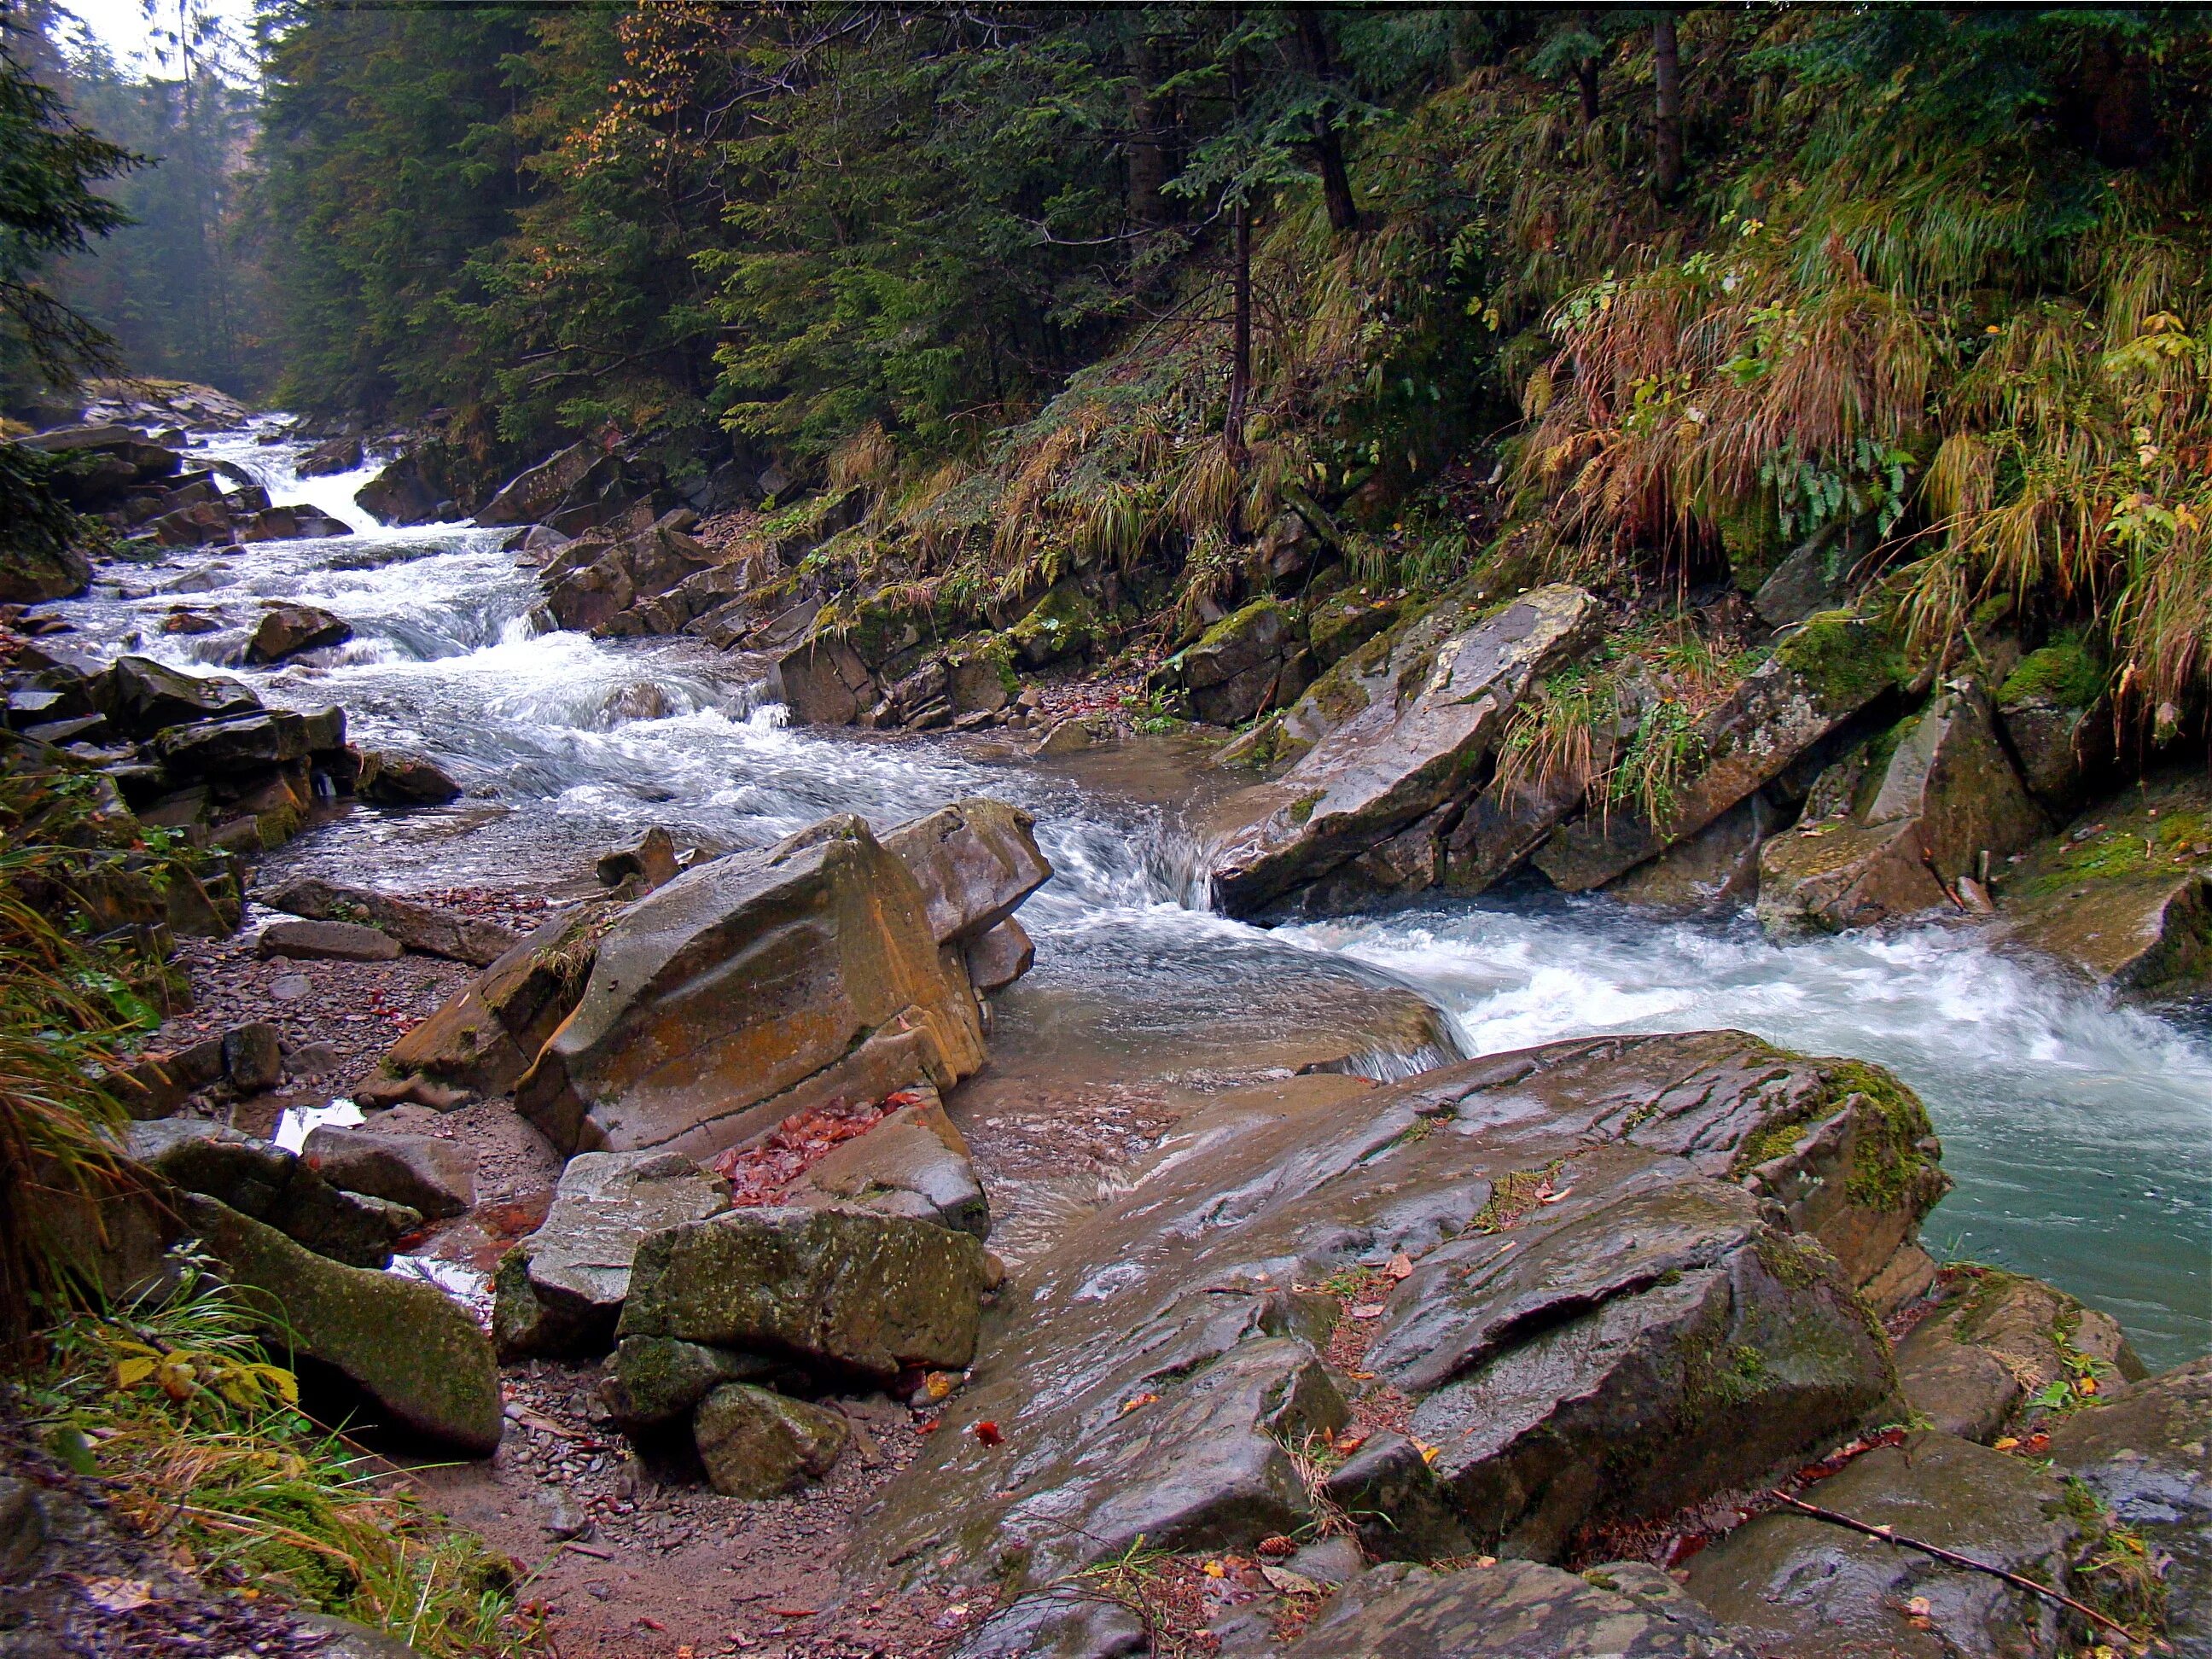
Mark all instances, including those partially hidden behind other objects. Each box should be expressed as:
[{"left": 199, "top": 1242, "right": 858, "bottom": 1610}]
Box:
[
  {"left": 259, "top": 877, "right": 521, "bottom": 967},
  {"left": 539, "top": 515, "right": 717, "bottom": 637},
  {"left": 1684, "top": 1432, "right": 2081, "bottom": 1659},
  {"left": 515, "top": 814, "right": 985, "bottom": 1160},
  {"left": 478, "top": 440, "right": 606, "bottom": 527},
  {"left": 879, "top": 798, "right": 1052, "bottom": 946},
  {"left": 296, "top": 435, "right": 364, "bottom": 477},
  {"left": 492, "top": 1150, "right": 729, "bottom": 1359},
  {"left": 1285, "top": 1558, "right": 1749, "bottom": 1658},
  {"left": 246, "top": 604, "right": 352, "bottom": 665},
  {"left": 0, "top": 538, "right": 90, "bottom": 603},
  {"left": 181, "top": 1194, "right": 501, "bottom": 1456},
  {"left": 356, "top": 748, "right": 463, "bottom": 805},
  {"left": 1994, "top": 772, "right": 2212, "bottom": 999},
  {"left": 1155, "top": 599, "right": 1310, "bottom": 727},
  {"left": 617, "top": 1205, "right": 992, "bottom": 1382},
  {"left": 1757, "top": 679, "right": 2046, "bottom": 935},
  {"left": 1535, "top": 609, "right": 1904, "bottom": 893},
  {"left": 854, "top": 1032, "right": 1921, "bottom": 1595},
  {"left": 2047, "top": 1359, "right": 2212, "bottom": 1657},
  {"left": 1995, "top": 636, "right": 2108, "bottom": 812},
  {"left": 353, "top": 455, "right": 446, "bottom": 526},
  {"left": 382, "top": 900, "right": 612, "bottom": 1096},
  {"left": 151, "top": 710, "right": 311, "bottom": 781},
  {"left": 128, "top": 1121, "right": 416, "bottom": 1269},
  {"left": 1204, "top": 585, "right": 1600, "bottom": 918}
]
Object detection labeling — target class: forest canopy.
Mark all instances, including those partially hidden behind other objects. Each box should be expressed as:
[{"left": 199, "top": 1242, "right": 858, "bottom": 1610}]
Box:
[{"left": 14, "top": 2, "right": 2212, "bottom": 732}]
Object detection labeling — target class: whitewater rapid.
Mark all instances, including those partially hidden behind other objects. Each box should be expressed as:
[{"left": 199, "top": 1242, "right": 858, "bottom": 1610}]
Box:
[{"left": 55, "top": 420, "right": 2212, "bottom": 1366}]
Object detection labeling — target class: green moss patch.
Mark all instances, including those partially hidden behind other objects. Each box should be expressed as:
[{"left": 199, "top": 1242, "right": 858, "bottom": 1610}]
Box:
[
  {"left": 1825, "top": 1059, "right": 1938, "bottom": 1213},
  {"left": 1773, "top": 609, "right": 1905, "bottom": 712},
  {"left": 1999, "top": 632, "right": 2104, "bottom": 711}
]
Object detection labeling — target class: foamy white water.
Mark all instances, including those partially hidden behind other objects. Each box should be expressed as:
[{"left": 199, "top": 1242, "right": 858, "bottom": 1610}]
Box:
[{"left": 55, "top": 421, "right": 2212, "bottom": 1367}]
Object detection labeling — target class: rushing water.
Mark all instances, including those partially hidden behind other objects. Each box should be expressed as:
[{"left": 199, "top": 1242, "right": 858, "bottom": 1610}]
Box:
[{"left": 54, "top": 420, "right": 2212, "bottom": 1368}]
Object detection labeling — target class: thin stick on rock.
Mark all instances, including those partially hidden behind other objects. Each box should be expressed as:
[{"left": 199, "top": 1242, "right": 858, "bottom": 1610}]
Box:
[{"left": 1765, "top": 1490, "right": 2158, "bottom": 1650}]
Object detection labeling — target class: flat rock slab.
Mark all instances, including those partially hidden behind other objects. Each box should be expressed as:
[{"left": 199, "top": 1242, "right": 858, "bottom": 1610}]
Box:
[
  {"left": 2048, "top": 1359, "right": 2212, "bottom": 1658},
  {"left": 260, "top": 876, "right": 521, "bottom": 966},
  {"left": 302, "top": 1126, "right": 476, "bottom": 1221},
  {"left": 247, "top": 603, "right": 352, "bottom": 665},
  {"left": 1284, "top": 1558, "right": 1749, "bottom": 1658},
  {"left": 855, "top": 1032, "right": 1920, "bottom": 1595},
  {"left": 492, "top": 1150, "right": 729, "bottom": 1359},
  {"left": 257, "top": 918, "right": 401, "bottom": 963},
  {"left": 384, "top": 901, "right": 613, "bottom": 1095},
  {"left": 618, "top": 1205, "right": 991, "bottom": 1382},
  {"left": 1683, "top": 1432, "right": 2079, "bottom": 1659},
  {"left": 787, "top": 1091, "right": 989, "bottom": 1238},
  {"left": 516, "top": 813, "right": 983, "bottom": 1160},
  {"left": 950, "top": 1589, "right": 1147, "bottom": 1659},
  {"left": 182, "top": 1194, "right": 501, "bottom": 1456}
]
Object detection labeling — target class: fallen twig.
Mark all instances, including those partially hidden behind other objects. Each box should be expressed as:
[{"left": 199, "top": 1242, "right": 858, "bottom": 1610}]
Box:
[{"left": 1765, "top": 1490, "right": 2158, "bottom": 1650}]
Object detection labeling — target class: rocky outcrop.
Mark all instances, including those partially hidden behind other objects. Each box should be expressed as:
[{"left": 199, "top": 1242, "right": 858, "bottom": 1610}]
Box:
[
  {"left": 1756, "top": 679, "right": 2046, "bottom": 935},
  {"left": 1995, "top": 636, "right": 2109, "bottom": 812},
  {"left": 259, "top": 877, "right": 521, "bottom": 966},
  {"left": 355, "top": 748, "right": 463, "bottom": 805},
  {"left": 354, "top": 454, "right": 451, "bottom": 526},
  {"left": 296, "top": 435, "right": 364, "bottom": 476},
  {"left": 1684, "top": 1432, "right": 2081, "bottom": 1659},
  {"left": 128, "top": 1121, "right": 417, "bottom": 1269},
  {"left": 381, "top": 901, "right": 613, "bottom": 1097},
  {"left": 1535, "top": 609, "right": 1904, "bottom": 893},
  {"left": 618, "top": 1204, "right": 992, "bottom": 1382},
  {"left": 492, "top": 1150, "right": 729, "bottom": 1359},
  {"left": 181, "top": 1194, "right": 501, "bottom": 1456},
  {"left": 515, "top": 815, "right": 986, "bottom": 1160},
  {"left": 879, "top": 798, "right": 1052, "bottom": 949},
  {"left": 477, "top": 440, "right": 608, "bottom": 527},
  {"left": 538, "top": 511, "right": 720, "bottom": 637},
  {"left": 1894, "top": 1266, "right": 2145, "bottom": 1443},
  {"left": 767, "top": 635, "right": 876, "bottom": 726},
  {"left": 856, "top": 1032, "right": 1927, "bottom": 1594},
  {"left": 1203, "top": 585, "right": 1600, "bottom": 918},
  {"left": 2047, "top": 1359, "right": 2212, "bottom": 1657},
  {"left": 1994, "top": 772, "right": 2212, "bottom": 999},
  {"left": 1152, "top": 599, "right": 1312, "bottom": 727}
]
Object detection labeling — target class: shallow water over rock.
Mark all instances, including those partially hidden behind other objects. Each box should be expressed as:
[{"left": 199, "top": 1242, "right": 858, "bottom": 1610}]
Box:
[{"left": 50, "top": 422, "right": 2212, "bottom": 1367}]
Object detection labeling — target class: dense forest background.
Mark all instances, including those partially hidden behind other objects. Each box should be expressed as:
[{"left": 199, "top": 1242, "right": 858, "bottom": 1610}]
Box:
[{"left": 8, "top": 3, "right": 2212, "bottom": 730}]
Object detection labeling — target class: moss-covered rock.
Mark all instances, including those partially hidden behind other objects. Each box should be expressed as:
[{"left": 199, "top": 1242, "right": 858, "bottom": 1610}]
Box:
[
  {"left": 602, "top": 1335, "right": 774, "bottom": 1432},
  {"left": 1155, "top": 597, "right": 1308, "bottom": 726},
  {"left": 1005, "top": 579, "right": 1100, "bottom": 669},
  {"left": 1996, "top": 771, "right": 2212, "bottom": 998},
  {"left": 1893, "top": 1266, "right": 2145, "bottom": 1444},
  {"left": 693, "top": 1382, "right": 852, "bottom": 1499},
  {"left": 182, "top": 1193, "right": 501, "bottom": 1455}
]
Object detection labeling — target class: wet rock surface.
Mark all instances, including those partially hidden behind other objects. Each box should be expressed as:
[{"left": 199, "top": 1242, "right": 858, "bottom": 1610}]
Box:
[
  {"left": 1894, "top": 1266, "right": 2145, "bottom": 1444},
  {"left": 128, "top": 1119, "right": 418, "bottom": 1269},
  {"left": 1684, "top": 1431, "right": 2080, "bottom": 1659},
  {"left": 301, "top": 1124, "right": 477, "bottom": 1220},
  {"left": 856, "top": 1031, "right": 1924, "bottom": 1596},
  {"left": 693, "top": 1382, "right": 853, "bottom": 1499},
  {"left": 259, "top": 876, "right": 521, "bottom": 965}
]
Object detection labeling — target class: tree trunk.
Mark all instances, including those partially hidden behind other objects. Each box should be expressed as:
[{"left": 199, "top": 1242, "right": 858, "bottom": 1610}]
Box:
[
  {"left": 1577, "top": 9, "right": 1601, "bottom": 125},
  {"left": 1652, "top": 11, "right": 1683, "bottom": 199},
  {"left": 1295, "top": 10, "right": 1359, "bottom": 236},
  {"left": 1125, "top": 31, "right": 1168, "bottom": 229},
  {"left": 1225, "top": 201, "right": 1251, "bottom": 469}
]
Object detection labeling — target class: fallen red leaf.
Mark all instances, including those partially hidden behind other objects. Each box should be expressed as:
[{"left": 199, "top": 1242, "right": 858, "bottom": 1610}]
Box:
[
  {"left": 972, "top": 1420, "right": 1004, "bottom": 1447},
  {"left": 634, "top": 1616, "right": 667, "bottom": 1631}
]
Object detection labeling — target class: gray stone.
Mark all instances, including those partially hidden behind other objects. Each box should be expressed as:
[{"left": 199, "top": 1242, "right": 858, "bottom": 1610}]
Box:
[
  {"left": 617, "top": 1204, "right": 992, "bottom": 1382},
  {"left": 880, "top": 797, "right": 1053, "bottom": 945},
  {"left": 2047, "top": 1359, "right": 2212, "bottom": 1658},
  {"left": 257, "top": 919, "right": 402, "bottom": 963},
  {"left": 515, "top": 814, "right": 984, "bottom": 1160},
  {"left": 1158, "top": 599, "right": 1307, "bottom": 727},
  {"left": 288, "top": 1614, "right": 422, "bottom": 1659},
  {"left": 358, "top": 749, "right": 462, "bottom": 805},
  {"left": 492, "top": 1150, "right": 729, "bottom": 1359},
  {"left": 1684, "top": 1432, "right": 2080, "bottom": 1659},
  {"left": 94, "top": 655, "right": 261, "bottom": 738},
  {"left": 152, "top": 711, "right": 311, "bottom": 779},
  {"left": 246, "top": 603, "right": 352, "bottom": 664},
  {"left": 1611, "top": 793, "right": 1778, "bottom": 911},
  {"left": 786, "top": 1089, "right": 989, "bottom": 1237},
  {"left": 128, "top": 1120, "right": 418, "bottom": 1268},
  {"left": 259, "top": 878, "right": 520, "bottom": 966},
  {"left": 767, "top": 637, "right": 876, "bottom": 726},
  {"left": 963, "top": 917, "right": 1034, "bottom": 993},
  {"left": 222, "top": 1021, "right": 284, "bottom": 1092},
  {"left": 1892, "top": 1268, "right": 2143, "bottom": 1444},
  {"left": 1322, "top": 1431, "right": 1474, "bottom": 1562},
  {"left": 182, "top": 1194, "right": 499, "bottom": 1455},
  {"left": 1752, "top": 522, "right": 1869, "bottom": 629},
  {"left": 302, "top": 1126, "right": 476, "bottom": 1221},
  {"left": 601, "top": 1336, "right": 773, "bottom": 1433},
  {"left": 1285, "top": 1558, "right": 1749, "bottom": 1657},
  {"left": 692, "top": 1382, "right": 850, "bottom": 1498},
  {"left": 1205, "top": 585, "right": 1599, "bottom": 917},
  {"left": 950, "top": 1589, "right": 1147, "bottom": 1659}
]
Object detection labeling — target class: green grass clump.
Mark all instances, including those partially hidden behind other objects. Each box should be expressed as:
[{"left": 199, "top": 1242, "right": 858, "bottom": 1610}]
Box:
[{"left": 22, "top": 1263, "right": 541, "bottom": 1656}]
